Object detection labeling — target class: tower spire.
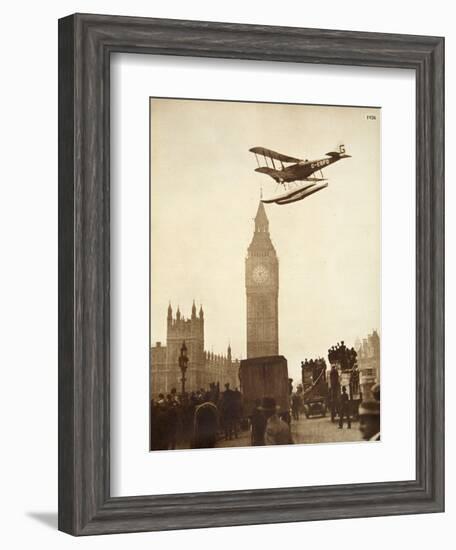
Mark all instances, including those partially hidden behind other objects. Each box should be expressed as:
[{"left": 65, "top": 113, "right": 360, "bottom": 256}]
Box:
[
  {"left": 254, "top": 201, "right": 269, "bottom": 233},
  {"left": 191, "top": 299, "right": 197, "bottom": 319}
]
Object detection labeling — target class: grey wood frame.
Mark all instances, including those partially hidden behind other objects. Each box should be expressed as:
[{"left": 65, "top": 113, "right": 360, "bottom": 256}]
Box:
[{"left": 58, "top": 13, "right": 445, "bottom": 536}]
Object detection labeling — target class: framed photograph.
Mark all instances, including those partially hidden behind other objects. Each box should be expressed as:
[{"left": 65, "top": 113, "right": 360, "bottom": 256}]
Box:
[
  {"left": 58, "top": 13, "right": 444, "bottom": 535},
  {"left": 148, "top": 98, "right": 379, "bottom": 452}
]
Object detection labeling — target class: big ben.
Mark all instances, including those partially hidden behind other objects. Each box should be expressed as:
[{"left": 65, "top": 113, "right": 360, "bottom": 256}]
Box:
[{"left": 245, "top": 202, "right": 279, "bottom": 358}]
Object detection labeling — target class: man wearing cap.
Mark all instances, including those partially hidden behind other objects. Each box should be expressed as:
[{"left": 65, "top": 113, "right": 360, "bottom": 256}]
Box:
[
  {"left": 261, "top": 397, "right": 293, "bottom": 445},
  {"left": 358, "top": 399, "right": 380, "bottom": 441},
  {"left": 329, "top": 364, "right": 340, "bottom": 422},
  {"left": 338, "top": 385, "right": 351, "bottom": 429}
]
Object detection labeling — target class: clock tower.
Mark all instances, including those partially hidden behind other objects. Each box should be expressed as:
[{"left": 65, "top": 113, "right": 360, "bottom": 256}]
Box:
[{"left": 245, "top": 202, "right": 279, "bottom": 358}]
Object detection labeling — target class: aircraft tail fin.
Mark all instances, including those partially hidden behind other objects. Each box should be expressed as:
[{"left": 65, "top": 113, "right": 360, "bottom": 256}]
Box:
[{"left": 326, "top": 144, "right": 351, "bottom": 158}]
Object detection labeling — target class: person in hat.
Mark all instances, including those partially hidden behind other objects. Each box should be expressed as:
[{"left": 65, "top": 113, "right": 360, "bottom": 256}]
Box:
[
  {"left": 261, "top": 397, "right": 293, "bottom": 445},
  {"left": 338, "top": 385, "right": 351, "bottom": 429},
  {"left": 358, "top": 399, "right": 380, "bottom": 441},
  {"left": 192, "top": 401, "right": 219, "bottom": 449},
  {"left": 250, "top": 399, "right": 267, "bottom": 446},
  {"left": 220, "top": 383, "right": 237, "bottom": 440},
  {"left": 150, "top": 397, "right": 169, "bottom": 450},
  {"left": 370, "top": 383, "right": 380, "bottom": 402},
  {"left": 329, "top": 364, "right": 340, "bottom": 422}
]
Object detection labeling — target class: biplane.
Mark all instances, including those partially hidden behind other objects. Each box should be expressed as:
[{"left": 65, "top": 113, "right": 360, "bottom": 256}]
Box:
[{"left": 249, "top": 144, "right": 351, "bottom": 205}]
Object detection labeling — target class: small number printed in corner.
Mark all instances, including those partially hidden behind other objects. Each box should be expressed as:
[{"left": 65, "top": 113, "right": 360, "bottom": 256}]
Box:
[{"left": 366, "top": 114, "right": 377, "bottom": 120}]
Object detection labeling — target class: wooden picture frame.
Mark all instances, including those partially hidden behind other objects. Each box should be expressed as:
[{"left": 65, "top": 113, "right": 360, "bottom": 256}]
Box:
[{"left": 58, "top": 13, "right": 444, "bottom": 535}]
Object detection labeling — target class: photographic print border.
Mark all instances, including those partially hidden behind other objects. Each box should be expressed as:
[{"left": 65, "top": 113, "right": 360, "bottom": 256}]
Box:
[{"left": 58, "top": 13, "right": 444, "bottom": 535}]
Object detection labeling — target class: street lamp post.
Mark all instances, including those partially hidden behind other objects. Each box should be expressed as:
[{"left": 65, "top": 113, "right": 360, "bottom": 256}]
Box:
[{"left": 178, "top": 341, "right": 189, "bottom": 396}]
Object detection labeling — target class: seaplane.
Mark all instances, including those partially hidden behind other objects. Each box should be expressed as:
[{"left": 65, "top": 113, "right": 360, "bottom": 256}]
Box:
[{"left": 249, "top": 144, "right": 351, "bottom": 205}]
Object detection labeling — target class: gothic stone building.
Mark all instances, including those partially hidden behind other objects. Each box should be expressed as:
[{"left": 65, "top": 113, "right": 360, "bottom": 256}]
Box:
[
  {"left": 355, "top": 330, "right": 380, "bottom": 399},
  {"left": 245, "top": 202, "right": 279, "bottom": 358},
  {"left": 150, "top": 302, "right": 239, "bottom": 398}
]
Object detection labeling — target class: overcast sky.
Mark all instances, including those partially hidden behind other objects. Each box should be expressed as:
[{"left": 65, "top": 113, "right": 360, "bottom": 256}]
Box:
[{"left": 150, "top": 98, "right": 380, "bottom": 382}]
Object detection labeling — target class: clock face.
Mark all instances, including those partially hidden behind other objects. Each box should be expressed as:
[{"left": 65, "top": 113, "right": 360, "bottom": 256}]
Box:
[{"left": 253, "top": 265, "right": 269, "bottom": 284}]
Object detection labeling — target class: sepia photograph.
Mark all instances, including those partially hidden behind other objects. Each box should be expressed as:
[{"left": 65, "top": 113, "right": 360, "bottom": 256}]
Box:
[{"left": 149, "top": 98, "right": 381, "bottom": 452}]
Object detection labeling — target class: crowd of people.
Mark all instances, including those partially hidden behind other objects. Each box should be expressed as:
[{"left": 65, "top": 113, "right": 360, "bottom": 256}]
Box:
[
  {"left": 301, "top": 357, "right": 327, "bottom": 384},
  {"left": 328, "top": 341, "right": 358, "bottom": 371},
  {"left": 150, "top": 377, "right": 380, "bottom": 451},
  {"left": 327, "top": 368, "right": 380, "bottom": 437},
  {"left": 150, "top": 382, "right": 243, "bottom": 450},
  {"left": 327, "top": 362, "right": 360, "bottom": 422}
]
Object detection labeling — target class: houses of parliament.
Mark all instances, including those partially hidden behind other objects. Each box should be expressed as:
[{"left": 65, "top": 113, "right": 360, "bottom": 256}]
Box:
[
  {"left": 150, "top": 202, "right": 280, "bottom": 397},
  {"left": 150, "top": 302, "right": 239, "bottom": 396}
]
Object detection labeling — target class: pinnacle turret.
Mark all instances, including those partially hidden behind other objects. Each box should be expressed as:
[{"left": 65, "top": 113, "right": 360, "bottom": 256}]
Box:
[
  {"left": 254, "top": 201, "right": 269, "bottom": 233},
  {"left": 192, "top": 300, "right": 197, "bottom": 319}
]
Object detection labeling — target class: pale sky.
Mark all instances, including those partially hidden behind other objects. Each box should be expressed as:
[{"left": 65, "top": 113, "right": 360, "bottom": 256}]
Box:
[{"left": 150, "top": 98, "right": 380, "bottom": 382}]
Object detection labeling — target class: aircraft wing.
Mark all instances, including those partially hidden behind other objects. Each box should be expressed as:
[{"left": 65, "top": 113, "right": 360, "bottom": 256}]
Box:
[
  {"left": 249, "top": 146, "right": 302, "bottom": 163},
  {"left": 254, "top": 166, "right": 282, "bottom": 175}
]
